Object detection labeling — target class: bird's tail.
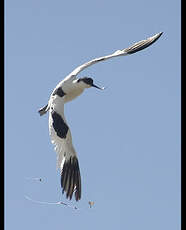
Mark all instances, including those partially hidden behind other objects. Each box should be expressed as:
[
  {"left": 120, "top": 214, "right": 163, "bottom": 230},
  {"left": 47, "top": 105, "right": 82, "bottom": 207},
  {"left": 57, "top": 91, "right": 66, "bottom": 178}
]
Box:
[
  {"left": 61, "top": 156, "right": 81, "bottom": 201},
  {"left": 38, "top": 104, "right": 49, "bottom": 116}
]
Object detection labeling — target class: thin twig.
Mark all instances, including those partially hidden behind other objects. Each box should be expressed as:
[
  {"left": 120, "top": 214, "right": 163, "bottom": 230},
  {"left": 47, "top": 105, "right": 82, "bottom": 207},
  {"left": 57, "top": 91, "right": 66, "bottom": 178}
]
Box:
[{"left": 25, "top": 195, "right": 79, "bottom": 210}]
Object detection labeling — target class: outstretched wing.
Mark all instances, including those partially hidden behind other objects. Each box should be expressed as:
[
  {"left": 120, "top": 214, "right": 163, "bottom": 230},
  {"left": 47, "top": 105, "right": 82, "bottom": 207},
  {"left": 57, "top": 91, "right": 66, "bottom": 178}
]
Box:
[
  {"left": 48, "top": 96, "right": 81, "bottom": 201},
  {"left": 67, "top": 32, "right": 163, "bottom": 78}
]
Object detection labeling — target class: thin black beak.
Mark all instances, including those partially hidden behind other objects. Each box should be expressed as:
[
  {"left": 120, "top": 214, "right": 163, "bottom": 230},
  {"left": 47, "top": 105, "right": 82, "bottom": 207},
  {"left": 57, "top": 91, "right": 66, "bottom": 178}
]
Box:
[{"left": 92, "top": 84, "right": 105, "bottom": 90}]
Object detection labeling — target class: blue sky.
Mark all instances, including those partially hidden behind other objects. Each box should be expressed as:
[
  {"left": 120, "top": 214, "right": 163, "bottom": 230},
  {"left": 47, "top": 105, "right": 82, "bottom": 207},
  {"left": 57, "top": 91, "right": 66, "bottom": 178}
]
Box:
[{"left": 5, "top": 0, "right": 181, "bottom": 230}]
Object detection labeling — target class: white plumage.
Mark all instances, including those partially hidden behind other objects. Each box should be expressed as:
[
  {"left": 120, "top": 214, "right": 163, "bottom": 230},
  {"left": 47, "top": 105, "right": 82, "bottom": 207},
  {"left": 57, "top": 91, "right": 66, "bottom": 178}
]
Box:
[{"left": 39, "top": 32, "right": 163, "bottom": 201}]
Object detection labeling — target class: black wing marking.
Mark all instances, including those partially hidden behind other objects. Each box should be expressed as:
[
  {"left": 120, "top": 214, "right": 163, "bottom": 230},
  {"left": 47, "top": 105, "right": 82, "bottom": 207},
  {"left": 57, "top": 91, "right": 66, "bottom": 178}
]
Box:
[
  {"left": 51, "top": 110, "right": 69, "bottom": 139},
  {"left": 52, "top": 87, "right": 66, "bottom": 97}
]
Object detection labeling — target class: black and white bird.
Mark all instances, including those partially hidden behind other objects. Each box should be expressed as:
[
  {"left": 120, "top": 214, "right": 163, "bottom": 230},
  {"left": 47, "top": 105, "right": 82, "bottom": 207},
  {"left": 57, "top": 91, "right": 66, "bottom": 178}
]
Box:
[{"left": 39, "top": 32, "right": 163, "bottom": 201}]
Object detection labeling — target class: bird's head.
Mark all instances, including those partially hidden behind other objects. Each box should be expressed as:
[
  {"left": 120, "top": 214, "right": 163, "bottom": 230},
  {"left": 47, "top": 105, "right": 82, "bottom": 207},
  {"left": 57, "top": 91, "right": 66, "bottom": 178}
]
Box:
[{"left": 77, "top": 77, "right": 105, "bottom": 90}]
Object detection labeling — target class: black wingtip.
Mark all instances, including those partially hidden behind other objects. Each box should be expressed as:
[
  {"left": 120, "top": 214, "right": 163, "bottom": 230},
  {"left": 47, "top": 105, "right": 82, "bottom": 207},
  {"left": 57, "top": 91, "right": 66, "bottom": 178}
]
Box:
[
  {"left": 125, "top": 31, "right": 163, "bottom": 55},
  {"left": 153, "top": 31, "right": 163, "bottom": 42},
  {"left": 158, "top": 31, "right": 163, "bottom": 36},
  {"left": 61, "top": 156, "right": 81, "bottom": 201},
  {"left": 38, "top": 104, "right": 48, "bottom": 116}
]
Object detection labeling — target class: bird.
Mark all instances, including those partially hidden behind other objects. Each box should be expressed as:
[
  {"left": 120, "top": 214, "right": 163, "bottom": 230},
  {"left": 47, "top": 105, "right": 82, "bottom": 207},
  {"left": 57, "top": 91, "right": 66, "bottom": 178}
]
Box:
[
  {"left": 38, "top": 32, "right": 163, "bottom": 201},
  {"left": 88, "top": 201, "right": 95, "bottom": 208}
]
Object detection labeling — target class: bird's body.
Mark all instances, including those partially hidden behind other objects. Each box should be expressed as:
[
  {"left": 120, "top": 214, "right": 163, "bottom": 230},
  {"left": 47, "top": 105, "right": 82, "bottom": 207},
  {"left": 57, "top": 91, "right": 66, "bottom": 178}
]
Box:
[
  {"left": 54, "top": 77, "right": 83, "bottom": 103},
  {"left": 39, "top": 32, "right": 163, "bottom": 201}
]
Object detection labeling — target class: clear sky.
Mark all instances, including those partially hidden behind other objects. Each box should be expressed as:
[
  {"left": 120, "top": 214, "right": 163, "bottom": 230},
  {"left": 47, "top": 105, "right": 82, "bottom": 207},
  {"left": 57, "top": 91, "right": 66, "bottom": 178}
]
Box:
[{"left": 5, "top": 0, "right": 181, "bottom": 230}]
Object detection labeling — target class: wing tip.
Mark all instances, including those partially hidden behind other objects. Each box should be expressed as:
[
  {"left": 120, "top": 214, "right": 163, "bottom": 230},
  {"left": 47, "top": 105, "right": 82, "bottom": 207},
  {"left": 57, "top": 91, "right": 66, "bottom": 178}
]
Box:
[
  {"left": 124, "top": 31, "right": 163, "bottom": 55},
  {"left": 152, "top": 31, "right": 163, "bottom": 42},
  {"left": 61, "top": 156, "right": 81, "bottom": 202},
  {"left": 38, "top": 104, "right": 48, "bottom": 116}
]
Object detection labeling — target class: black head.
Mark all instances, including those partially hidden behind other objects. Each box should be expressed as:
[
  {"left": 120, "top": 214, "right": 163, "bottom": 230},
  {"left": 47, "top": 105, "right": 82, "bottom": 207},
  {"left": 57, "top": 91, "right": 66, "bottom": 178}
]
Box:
[
  {"left": 77, "top": 77, "right": 104, "bottom": 90},
  {"left": 77, "top": 77, "right": 93, "bottom": 86}
]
